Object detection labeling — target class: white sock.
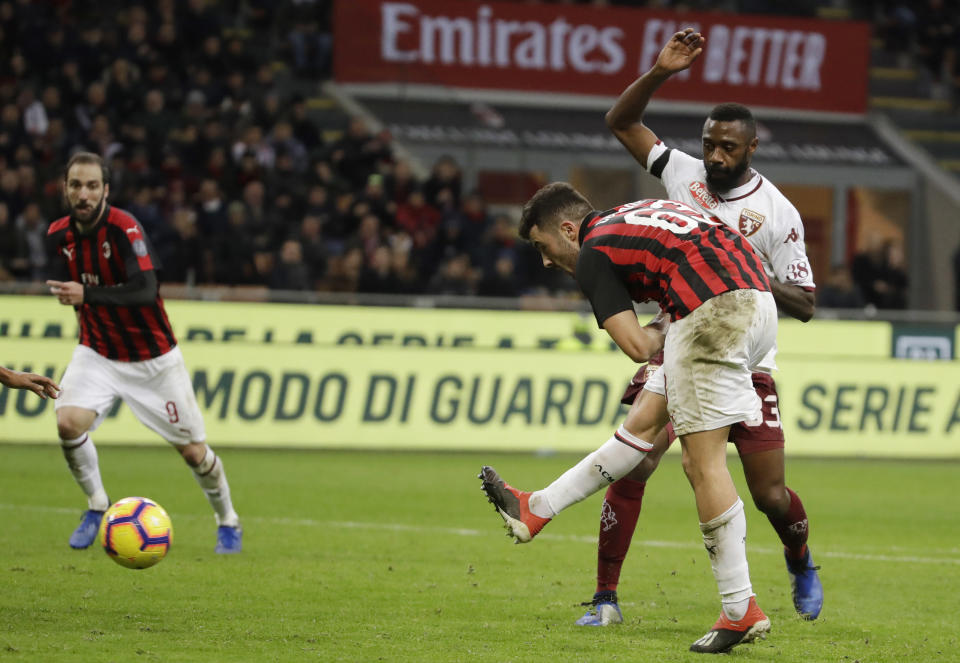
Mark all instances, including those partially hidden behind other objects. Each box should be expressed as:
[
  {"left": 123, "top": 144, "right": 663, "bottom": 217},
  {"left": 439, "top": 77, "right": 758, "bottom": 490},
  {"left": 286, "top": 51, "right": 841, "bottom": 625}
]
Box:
[
  {"left": 700, "top": 498, "right": 753, "bottom": 620},
  {"left": 191, "top": 445, "right": 240, "bottom": 528},
  {"left": 61, "top": 434, "right": 110, "bottom": 511},
  {"left": 529, "top": 425, "right": 652, "bottom": 518}
]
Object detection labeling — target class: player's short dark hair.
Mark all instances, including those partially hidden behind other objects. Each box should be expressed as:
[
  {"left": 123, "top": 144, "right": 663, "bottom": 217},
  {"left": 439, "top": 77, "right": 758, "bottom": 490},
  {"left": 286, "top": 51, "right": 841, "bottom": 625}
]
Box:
[
  {"left": 708, "top": 103, "right": 756, "bottom": 138},
  {"left": 519, "top": 182, "right": 593, "bottom": 240},
  {"left": 64, "top": 151, "right": 111, "bottom": 186}
]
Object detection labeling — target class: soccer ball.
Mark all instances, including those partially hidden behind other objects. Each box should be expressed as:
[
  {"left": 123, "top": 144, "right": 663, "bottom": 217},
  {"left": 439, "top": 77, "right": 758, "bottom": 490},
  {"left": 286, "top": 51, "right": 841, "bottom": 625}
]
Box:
[{"left": 98, "top": 497, "right": 173, "bottom": 569}]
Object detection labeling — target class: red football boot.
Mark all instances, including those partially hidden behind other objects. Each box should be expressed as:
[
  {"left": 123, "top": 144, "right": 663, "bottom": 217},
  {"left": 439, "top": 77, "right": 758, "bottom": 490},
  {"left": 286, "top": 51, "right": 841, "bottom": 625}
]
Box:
[
  {"left": 689, "top": 596, "right": 771, "bottom": 654},
  {"left": 478, "top": 466, "right": 551, "bottom": 543}
]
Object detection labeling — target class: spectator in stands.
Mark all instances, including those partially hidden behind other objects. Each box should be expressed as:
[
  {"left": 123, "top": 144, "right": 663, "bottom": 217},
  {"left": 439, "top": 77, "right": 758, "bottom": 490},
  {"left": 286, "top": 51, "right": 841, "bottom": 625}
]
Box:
[
  {"left": 879, "top": 239, "right": 909, "bottom": 309},
  {"left": 851, "top": 237, "right": 909, "bottom": 309},
  {"left": 915, "top": 0, "right": 955, "bottom": 96},
  {"left": 298, "top": 213, "right": 328, "bottom": 284},
  {"left": 395, "top": 188, "right": 441, "bottom": 252},
  {"left": 0, "top": 200, "right": 28, "bottom": 280},
  {"left": 817, "top": 265, "right": 866, "bottom": 309},
  {"left": 386, "top": 159, "right": 418, "bottom": 205},
  {"left": 0, "top": 0, "right": 517, "bottom": 298},
  {"left": 15, "top": 201, "right": 48, "bottom": 280},
  {"left": 359, "top": 245, "right": 397, "bottom": 294},
  {"left": 477, "top": 254, "right": 521, "bottom": 298},
  {"left": 214, "top": 201, "right": 256, "bottom": 285},
  {"left": 427, "top": 253, "right": 476, "bottom": 296},
  {"left": 331, "top": 117, "right": 391, "bottom": 190},
  {"left": 271, "top": 238, "right": 312, "bottom": 291},
  {"left": 424, "top": 155, "right": 462, "bottom": 208}
]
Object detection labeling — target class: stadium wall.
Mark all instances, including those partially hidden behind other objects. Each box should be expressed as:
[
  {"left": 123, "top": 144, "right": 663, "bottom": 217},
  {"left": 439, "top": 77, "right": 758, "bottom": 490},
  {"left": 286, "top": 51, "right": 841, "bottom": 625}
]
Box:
[{"left": 1, "top": 297, "right": 957, "bottom": 458}]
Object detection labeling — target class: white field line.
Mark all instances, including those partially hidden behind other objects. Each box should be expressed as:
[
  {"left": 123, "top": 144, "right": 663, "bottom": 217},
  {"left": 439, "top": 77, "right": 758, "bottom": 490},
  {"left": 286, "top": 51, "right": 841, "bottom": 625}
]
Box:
[{"left": 4, "top": 503, "right": 958, "bottom": 566}]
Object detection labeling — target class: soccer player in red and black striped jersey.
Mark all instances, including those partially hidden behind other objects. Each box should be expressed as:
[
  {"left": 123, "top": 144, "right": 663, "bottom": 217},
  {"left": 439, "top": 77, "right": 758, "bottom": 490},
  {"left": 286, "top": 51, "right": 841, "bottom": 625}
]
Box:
[
  {"left": 576, "top": 27, "right": 822, "bottom": 637},
  {"left": 46, "top": 152, "right": 242, "bottom": 555},
  {"left": 480, "top": 183, "right": 776, "bottom": 654}
]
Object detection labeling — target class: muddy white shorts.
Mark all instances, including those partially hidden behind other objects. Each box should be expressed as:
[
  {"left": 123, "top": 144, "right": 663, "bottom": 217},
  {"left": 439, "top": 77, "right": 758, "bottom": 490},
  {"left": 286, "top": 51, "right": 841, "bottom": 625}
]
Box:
[
  {"left": 659, "top": 289, "right": 777, "bottom": 436},
  {"left": 55, "top": 344, "right": 206, "bottom": 445}
]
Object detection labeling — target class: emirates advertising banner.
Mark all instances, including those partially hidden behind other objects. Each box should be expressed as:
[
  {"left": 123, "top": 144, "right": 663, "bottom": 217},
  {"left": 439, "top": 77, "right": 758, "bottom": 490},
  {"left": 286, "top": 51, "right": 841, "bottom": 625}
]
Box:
[{"left": 334, "top": 0, "right": 870, "bottom": 114}]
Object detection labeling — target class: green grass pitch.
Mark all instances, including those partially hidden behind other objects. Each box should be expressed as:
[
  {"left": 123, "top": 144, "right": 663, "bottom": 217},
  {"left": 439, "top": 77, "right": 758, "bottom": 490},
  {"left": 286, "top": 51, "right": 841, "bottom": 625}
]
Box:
[{"left": 1, "top": 445, "right": 958, "bottom": 662}]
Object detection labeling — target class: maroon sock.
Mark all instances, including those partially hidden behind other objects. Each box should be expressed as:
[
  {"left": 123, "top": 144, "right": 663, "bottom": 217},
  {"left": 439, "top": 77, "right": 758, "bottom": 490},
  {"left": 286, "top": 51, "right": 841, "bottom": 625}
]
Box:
[
  {"left": 767, "top": 486, "right": 809, "bottom": 559},
  {"left": 596, "top": 478, "right": 646, "bottom": 593}
]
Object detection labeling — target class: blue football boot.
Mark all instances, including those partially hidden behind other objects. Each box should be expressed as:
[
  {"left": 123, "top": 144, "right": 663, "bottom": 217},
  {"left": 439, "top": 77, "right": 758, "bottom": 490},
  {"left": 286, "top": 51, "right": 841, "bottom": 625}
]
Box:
[
  {"left": 69, "top": 509, "right": 105, "bottom": 549},
  {"left": 215, "top": 525, "right": 243, "bottom": 554},
  {"left": 575, "top": 591, "right": 624, "bottom": 626},
  {"left": 785, "top": 547, "right": 823, "bottom": 620}
]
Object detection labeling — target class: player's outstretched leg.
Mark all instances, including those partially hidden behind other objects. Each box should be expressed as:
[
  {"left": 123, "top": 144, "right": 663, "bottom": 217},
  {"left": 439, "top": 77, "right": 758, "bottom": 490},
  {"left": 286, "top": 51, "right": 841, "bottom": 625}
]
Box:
[{"left": 478, "top": 466, "right": 551, "bottom": 543}]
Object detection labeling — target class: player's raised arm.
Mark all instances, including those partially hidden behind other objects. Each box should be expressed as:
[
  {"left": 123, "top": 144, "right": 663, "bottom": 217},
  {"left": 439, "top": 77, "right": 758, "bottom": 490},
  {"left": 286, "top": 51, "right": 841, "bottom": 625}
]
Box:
[{"left": 605, "top": 28, "right": 705, "bottom": 166}]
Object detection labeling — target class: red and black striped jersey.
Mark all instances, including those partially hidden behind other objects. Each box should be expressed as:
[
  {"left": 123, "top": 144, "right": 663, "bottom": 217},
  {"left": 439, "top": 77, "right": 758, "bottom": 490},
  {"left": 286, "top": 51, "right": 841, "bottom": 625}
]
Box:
[
  {"left": 46, "top": 205, "right": 177, "bottom": 361},
  {"left": 576, "top": 198, "right": 770, "bottom": 324}
]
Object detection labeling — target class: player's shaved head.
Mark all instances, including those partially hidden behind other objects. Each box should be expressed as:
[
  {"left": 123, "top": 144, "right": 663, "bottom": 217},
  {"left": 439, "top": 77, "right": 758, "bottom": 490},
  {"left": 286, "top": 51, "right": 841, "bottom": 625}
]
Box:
[{"left": 520, "top": 182, "right": 593, "bottom": 240}]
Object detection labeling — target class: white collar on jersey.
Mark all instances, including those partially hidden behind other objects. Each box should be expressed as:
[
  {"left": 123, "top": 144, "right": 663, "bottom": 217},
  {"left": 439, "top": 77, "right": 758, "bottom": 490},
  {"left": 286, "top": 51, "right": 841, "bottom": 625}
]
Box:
[{"left": 717, "top": 169, "right": 762, "bottom": 202}]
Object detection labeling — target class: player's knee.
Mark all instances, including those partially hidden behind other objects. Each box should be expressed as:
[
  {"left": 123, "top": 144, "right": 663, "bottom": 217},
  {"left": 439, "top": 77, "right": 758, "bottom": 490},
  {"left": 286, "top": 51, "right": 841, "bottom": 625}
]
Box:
[
  {"left": 750, "top": 484, "right": 788, "bottom": 516},
  {"left": 56, "top": 414, "right": 89, "bottom": 441},
  {"left": 178, "top": 442, "right": 206, "bottom": 467}
]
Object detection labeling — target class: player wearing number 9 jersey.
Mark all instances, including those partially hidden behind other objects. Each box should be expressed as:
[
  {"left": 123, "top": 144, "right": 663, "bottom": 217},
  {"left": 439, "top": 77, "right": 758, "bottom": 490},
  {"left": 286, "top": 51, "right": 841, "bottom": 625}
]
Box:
[
  {"left": 45, "top": 152, "right": 242, "bottom": 555},
  {"left": 571, "top": 27, "right": 822, "bottom": 635}
]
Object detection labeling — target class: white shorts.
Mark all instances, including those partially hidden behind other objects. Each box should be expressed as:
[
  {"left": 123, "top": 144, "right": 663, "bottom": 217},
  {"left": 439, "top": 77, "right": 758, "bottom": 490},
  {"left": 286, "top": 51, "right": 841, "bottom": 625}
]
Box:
[
  {"left": 659, "top": 289, "right": 777, "bottom": 436},
  {"left": 55, "top": 344, "right": 206, "bottom": 445}
]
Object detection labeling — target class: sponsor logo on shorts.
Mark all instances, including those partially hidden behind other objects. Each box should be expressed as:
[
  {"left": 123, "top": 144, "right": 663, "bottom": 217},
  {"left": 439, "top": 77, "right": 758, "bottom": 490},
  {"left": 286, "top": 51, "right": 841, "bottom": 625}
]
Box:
[
  {"left": 738, "top": 208, "right": 766, "bottom": 236},
  {"left": 689, "top": 181, "right": 719, "bottom": 210}
]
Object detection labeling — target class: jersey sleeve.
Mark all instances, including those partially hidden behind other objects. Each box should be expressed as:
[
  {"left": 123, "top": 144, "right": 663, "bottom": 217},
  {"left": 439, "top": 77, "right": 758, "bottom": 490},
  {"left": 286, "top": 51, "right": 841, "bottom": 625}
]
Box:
[
  {"left": 115, "top": 220, "right": 157, "bottom": 275},
  {"left": 576, "top": 246, "right": 636, "bottom": 328},
  {"left": 646, "top": 140, "right": 703, "bottom": 199},
  {"left": 763, "top": 205, "right": 816, "bottom": 290}
]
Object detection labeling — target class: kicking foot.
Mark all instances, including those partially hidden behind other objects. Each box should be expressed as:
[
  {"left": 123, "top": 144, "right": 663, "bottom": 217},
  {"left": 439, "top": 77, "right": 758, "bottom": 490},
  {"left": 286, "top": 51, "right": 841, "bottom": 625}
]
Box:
[
  {"left": 785, "top": 547, "right": 823, "bottom": 620},
  {"left": 478, "top": 466, "right": 550, "bottom": 543},
  {"left": 689, "top": 596, "right": 770, "bottom": 654},
  {"left": 215, "top": 525, "right": 243, "bottom": 554},
  {"left": 69, "top": 509, "right": 105, "bottom": 549},
  {"left": 575, "top": 591, "right": 623, "bottom": 626}
]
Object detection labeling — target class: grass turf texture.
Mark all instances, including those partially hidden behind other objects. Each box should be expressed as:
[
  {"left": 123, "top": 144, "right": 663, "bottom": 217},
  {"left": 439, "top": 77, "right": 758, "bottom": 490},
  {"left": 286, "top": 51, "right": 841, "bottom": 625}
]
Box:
[{"left": 1, "top": 445, "right": 957, "bottom": 662}]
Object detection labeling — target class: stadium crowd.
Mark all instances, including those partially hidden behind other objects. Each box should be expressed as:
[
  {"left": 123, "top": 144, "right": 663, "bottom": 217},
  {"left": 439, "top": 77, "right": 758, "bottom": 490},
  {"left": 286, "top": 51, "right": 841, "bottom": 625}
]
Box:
[
  {"left": 0, "top": 0, "right": 926, "bottom": 307},
  {"left": 0, "top": 0, "right": 553, "bottom": 298}
]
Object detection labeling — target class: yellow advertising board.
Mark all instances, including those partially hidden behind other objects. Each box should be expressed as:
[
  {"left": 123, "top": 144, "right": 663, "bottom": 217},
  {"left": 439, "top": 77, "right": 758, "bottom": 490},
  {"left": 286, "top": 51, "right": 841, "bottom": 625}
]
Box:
[
  {"left": 1, "top": 295, "right": 891, "bottom": 356},
  {"left": 2, "top": 337, "right": 958, "bottom": 457}
]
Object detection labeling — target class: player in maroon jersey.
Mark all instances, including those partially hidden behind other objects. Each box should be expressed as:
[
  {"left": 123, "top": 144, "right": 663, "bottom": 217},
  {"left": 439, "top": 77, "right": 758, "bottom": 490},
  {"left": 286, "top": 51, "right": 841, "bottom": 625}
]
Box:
[
  {"left": 0, "top": 367, "right": 60, "bottom": 398},
  {"left": 45, "top": 152, "right": 242, "bottom": 554},
  {"left": 480, "top": 185, "right": 775, "bottom": 653}
]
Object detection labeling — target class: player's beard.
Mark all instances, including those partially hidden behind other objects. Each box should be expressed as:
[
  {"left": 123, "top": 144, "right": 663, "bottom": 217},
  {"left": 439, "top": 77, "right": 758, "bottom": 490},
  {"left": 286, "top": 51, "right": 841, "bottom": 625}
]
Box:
[
  {"left": 70, "top": 193, "right": 106, "bottom": 227},
  {"left": 705, "top": 156, "right": 750, "bottom": 193}
]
